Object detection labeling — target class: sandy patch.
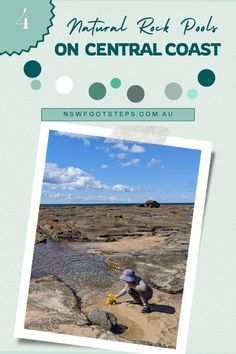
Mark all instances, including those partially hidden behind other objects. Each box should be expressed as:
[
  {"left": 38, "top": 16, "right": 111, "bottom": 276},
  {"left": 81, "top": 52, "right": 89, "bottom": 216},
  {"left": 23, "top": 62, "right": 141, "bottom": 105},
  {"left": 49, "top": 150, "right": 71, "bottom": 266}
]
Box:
[
  {"left": 87, "top": 235, "right": 165, "bottom": 255},
  {"left": 83, "top": 283, "right": 181, "bottom": 348}
]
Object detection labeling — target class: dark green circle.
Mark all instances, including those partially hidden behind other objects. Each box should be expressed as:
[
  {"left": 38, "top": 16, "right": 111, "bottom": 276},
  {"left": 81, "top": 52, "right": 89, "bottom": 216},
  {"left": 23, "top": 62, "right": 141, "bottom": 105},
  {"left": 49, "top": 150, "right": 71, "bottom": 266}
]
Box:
[
  {"left": 23, "top": 60, "right": 42, "bottom": 78},
  {"left": 198, "top": 69, "right": 215, "bottom": 87},
  {"left": 89, "top": 82, "right": 106, "bottom": 100}
]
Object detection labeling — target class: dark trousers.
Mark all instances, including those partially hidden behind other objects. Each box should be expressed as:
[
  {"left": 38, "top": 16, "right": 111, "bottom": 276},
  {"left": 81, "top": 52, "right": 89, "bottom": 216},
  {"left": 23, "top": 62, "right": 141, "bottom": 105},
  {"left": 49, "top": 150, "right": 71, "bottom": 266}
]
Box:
[{"left": 128, "top": 287, "right": 153, "bottom": 304}]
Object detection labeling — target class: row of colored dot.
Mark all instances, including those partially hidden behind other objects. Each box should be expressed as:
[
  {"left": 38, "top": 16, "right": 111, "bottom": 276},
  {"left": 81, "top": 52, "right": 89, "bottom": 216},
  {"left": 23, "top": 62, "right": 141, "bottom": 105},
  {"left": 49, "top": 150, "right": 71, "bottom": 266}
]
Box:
[{"left": 23, "top": 60, "right": 216, "bottom": 101}]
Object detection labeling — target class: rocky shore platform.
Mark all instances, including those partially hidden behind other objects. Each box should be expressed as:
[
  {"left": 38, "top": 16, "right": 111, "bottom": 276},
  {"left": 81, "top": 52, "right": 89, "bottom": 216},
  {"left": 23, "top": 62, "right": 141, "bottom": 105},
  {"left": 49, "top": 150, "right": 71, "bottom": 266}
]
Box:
[
  {"left": 26, "top": 203, "right": 194, "bottom": 347},
  {"left": 36, "top": 204, "right": 193, "bottom": 244}
]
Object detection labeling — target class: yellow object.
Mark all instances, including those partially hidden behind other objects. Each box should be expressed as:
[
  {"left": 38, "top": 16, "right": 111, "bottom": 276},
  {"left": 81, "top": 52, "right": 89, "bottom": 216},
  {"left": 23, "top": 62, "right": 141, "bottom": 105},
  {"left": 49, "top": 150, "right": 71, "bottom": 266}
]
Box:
[{"left": 105, "top": 293, "right": 117, "bottom": 306}]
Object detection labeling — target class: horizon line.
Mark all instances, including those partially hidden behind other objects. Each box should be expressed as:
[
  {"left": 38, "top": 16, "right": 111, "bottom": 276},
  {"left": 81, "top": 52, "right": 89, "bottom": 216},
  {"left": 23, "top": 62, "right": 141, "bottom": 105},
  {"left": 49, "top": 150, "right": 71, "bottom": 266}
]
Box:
[{"left": 40, "top": 201, "right": 194, "bottom": 205}]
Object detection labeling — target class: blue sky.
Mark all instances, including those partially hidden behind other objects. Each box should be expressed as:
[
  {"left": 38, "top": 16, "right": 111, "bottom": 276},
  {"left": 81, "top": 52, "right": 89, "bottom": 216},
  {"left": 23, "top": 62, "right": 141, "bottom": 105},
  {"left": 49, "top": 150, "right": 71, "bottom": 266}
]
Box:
[{"left": 41, "top": 130, "right": 201, "bottom": 204}]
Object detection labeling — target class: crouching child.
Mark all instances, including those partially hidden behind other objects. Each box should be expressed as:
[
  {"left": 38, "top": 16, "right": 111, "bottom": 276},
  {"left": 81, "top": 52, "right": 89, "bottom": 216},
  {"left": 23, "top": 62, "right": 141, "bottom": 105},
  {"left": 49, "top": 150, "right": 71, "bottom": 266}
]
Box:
[{"left": 115, "top": 269, "right": 153, "bottom": 313}]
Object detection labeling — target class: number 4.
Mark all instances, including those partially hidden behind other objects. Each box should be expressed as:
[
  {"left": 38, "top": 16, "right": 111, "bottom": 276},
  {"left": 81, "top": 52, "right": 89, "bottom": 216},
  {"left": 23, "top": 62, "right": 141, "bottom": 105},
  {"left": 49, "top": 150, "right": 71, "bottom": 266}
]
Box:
[{"left": 15, "top": 8, "right": 30, "bottom": 30}]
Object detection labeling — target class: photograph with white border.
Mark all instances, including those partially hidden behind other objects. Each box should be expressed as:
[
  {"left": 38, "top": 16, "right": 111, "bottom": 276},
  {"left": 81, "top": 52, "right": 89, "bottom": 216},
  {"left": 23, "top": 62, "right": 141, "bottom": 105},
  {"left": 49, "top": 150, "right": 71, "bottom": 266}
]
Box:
[{"left": 14, "top": 123, "right": 212, "bottom": 354}]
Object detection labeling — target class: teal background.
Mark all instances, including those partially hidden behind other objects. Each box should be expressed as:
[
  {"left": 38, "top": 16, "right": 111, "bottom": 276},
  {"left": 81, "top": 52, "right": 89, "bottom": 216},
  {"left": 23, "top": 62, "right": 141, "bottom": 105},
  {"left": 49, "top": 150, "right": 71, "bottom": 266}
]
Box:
[
  {"left": 41, "top": 108, "right": 195, "bottom": 121},
  {"left": 0, "top": 0, "right": 54, "bottom": 55},
  {"left": 0, "top": 1, "right": 236, "bottom": 354}
]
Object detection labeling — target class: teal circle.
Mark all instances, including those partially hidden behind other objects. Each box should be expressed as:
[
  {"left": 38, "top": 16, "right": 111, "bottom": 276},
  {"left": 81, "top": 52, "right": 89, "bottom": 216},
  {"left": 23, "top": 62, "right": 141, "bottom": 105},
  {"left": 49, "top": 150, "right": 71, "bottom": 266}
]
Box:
[
  {"left": 24, "top": 60, "right": 41, "bottom": 78},
  {"left": 31, "top": 80, "right": 41, "bottom": 90},
  {"left": 111, "top": 78, "right": 121, "bottom": 89},
  {"left": 89, "top": 82, "right": 106, "bottom": 100},
  {"left": 187, "top": 88, "right": 198, "bottom": 99},
  {"left": 198, "top": 69, "right": 215, "bottom": 87}
]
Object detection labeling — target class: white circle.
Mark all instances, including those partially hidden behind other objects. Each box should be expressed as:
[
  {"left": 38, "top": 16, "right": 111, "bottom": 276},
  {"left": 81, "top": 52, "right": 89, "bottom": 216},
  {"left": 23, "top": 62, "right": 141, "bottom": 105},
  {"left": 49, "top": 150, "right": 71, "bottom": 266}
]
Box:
[{"left": 55, "top": 76, "right": 73, "bottom": 94}]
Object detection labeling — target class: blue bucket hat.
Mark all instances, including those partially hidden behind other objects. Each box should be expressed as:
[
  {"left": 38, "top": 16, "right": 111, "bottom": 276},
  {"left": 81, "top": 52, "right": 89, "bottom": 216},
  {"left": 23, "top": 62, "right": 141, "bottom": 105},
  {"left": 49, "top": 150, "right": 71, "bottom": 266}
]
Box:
[{"left": 119, "top": 269, "right": 140, "bottom": 282}]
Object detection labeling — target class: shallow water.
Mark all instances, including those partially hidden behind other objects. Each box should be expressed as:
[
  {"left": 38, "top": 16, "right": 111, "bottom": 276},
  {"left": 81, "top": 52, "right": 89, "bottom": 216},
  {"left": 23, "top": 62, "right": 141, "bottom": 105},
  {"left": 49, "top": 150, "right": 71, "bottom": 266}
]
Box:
[{"left": 32, "top": 239, "right": 116, "bottom": 298}]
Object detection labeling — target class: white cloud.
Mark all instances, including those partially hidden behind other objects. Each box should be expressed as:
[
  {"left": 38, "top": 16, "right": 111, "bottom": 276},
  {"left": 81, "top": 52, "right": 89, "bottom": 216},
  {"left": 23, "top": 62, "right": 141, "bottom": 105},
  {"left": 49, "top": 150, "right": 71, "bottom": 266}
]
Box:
[
  {"left": 48, "top": 193, "right": 64, "bottom": 199},
  {"left": 112, "top": 184, "right": 134, "bottom": 192},
  {"left": 117, "top": 153, "right": 126, "bottom": 159},
  {"left": 44, "top": 163, "right": 106, "bottom": 190},
  {"left": 147, "top": 159, "right": 161, "bottom": 168},
  {"left": 109, "top": 153, "right": 127, "bottom": 159},
  {"left": 121, "top": 159, "right": 140, "bottom": 167},
  {"left": 130, "top": 144, "right": 145, "bottom": 153},
  {"left": 96, "top": 145, "right": 110, "bottom": 153},
  {"left": 48, "top": 193, "right": 77, "bottom": 200},
  {"left": 112, "top": 142, "right": 129, "bottom": 152},
  {"left": 55, "top": 131, "right": 91, "bottom": 146},
  {"left": 47, "top": 193, "right": 124, "bottom": 203},
  {"left": 43, "top": 163, "right": 134, "bottom": 193},
  {"left": 104, "top": 138, "right": 122, "bottom": 144},
  {"left": 101, "top": 164, "right": 108, "bottom": 169},
  {"left": 110, "top": 141, "right": 145, "bottom": 154},
  {"left": 105, "top": 140, "right": 145, "bottom": 157}
]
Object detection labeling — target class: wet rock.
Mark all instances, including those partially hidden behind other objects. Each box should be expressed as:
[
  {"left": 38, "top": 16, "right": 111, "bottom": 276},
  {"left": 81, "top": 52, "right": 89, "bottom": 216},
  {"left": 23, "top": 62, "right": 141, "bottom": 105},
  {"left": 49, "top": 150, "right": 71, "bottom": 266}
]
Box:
[
  {"left": 105, "top": 258, "right": 123, "bottom": 271},
  {"left": 34, "top": 204, "right": 193, "bottom": 295},
  {"left": 105, "top": 248, "right": 186, "bottom": 293},
  {"left": 25, "top": 276, "right": 90, "bottom": 332},
  {"left": 88, "top": 308, "right": 117, "bottom": 331},
  {"left": 54, "top": 229, "right": 82, "bottom": 241},
  {"left": 97, "top": 330, "right": 130, "bottom": 342},
  {"left": 144, "top": 200, "right": 160, "bottom": 208},
  {"left": 41, "top": 223, "right": 53, "bottom": 231},
  {"left": 35, "top": 230, "right": 46, "bottom": 244}
]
